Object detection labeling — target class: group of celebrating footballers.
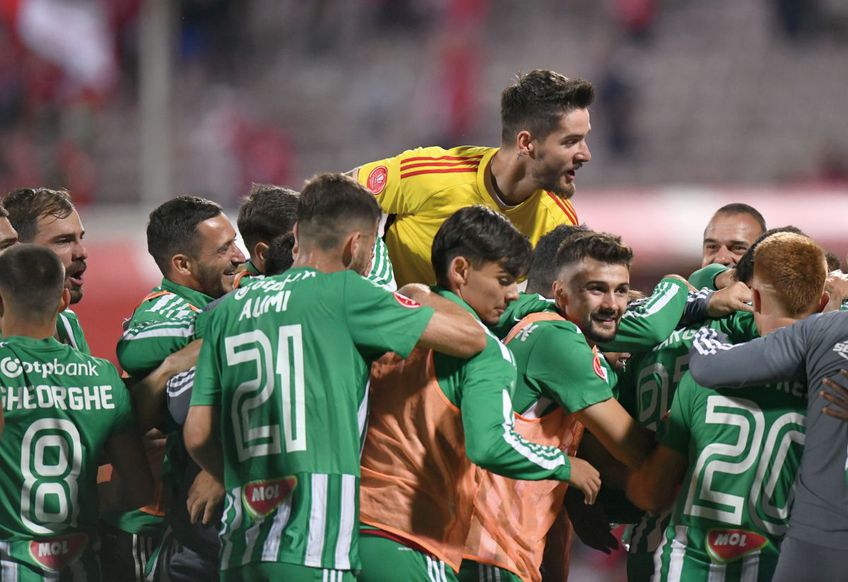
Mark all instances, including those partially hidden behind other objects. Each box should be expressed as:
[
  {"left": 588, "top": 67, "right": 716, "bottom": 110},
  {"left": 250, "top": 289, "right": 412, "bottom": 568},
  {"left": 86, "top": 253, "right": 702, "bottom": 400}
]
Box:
[{"left": 0, "top": 68, "right": 846, "bottom": 582}]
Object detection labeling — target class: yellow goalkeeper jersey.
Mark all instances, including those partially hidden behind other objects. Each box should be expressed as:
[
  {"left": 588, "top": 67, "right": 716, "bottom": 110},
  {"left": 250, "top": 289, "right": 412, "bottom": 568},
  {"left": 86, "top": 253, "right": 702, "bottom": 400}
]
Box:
[{"left": 355, "top": 145, "right": 579, "bottom": 286}]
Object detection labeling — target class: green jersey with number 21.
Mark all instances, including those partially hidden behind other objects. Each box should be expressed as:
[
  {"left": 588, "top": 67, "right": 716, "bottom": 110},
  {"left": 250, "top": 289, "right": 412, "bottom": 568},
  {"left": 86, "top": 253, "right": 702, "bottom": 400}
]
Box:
[{"left": 191, "top": 267, "right": 434, "bottom": 574}]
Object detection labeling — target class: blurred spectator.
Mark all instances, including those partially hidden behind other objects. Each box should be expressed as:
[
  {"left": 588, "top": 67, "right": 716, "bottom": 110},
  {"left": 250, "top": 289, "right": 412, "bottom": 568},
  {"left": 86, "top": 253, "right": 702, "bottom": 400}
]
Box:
[{"left": 598, "top": 46, "right": 638, "bottom": 158}]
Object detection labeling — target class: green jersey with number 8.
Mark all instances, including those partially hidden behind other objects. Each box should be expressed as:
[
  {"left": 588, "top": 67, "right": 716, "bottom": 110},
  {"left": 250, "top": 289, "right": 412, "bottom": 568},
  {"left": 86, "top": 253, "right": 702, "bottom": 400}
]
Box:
[
  {"left": 654, "top": 372, "right": 806, "bottom": 581},
  {"left": 191, "top": 267, "right": 434, "bottom": 574},
  {"left": 0, "top": 336, "right": 135, "bottom": 580}
]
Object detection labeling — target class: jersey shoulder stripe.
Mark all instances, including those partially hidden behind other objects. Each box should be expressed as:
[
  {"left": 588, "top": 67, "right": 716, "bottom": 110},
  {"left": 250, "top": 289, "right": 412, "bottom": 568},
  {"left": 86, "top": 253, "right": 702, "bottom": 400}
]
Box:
[{"left": 544, "top": 192, "right": 579, "bottom": 224}]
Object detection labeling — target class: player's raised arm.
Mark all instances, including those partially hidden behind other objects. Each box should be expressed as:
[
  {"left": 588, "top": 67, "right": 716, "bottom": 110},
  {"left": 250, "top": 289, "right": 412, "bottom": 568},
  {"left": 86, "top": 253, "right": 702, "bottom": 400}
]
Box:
[{"left": 398, "top": 283, "right": 486, "bottom": 358}]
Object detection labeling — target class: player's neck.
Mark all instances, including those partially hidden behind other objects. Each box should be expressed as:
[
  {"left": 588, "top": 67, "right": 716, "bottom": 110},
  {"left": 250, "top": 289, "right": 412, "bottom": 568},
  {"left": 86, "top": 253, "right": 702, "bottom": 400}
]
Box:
[
  {"left": 489, "top": 149, "right": 537, "bottom": 206},
  {"left": 291, "top": 249, "right": 347, "bottom": 274},
  {"left": 757, "top": 313, "right": 800, "bottom": 336},
  {"left": 1, "top": 314, "right": 57, "bottom": 340}
]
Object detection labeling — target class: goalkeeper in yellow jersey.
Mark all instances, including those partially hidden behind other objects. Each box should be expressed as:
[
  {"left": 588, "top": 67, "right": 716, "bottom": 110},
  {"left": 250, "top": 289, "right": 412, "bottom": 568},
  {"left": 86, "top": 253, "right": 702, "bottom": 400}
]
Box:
[{"left": 352, "top": 69, "right": 592, "bottom": 286}]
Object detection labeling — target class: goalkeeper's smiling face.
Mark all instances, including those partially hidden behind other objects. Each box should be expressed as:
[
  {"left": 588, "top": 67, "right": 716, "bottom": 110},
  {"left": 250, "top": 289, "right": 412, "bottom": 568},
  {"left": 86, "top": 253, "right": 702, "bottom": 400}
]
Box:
[{"left": 188, "top": 213, "right": 246, "bottom": 298}]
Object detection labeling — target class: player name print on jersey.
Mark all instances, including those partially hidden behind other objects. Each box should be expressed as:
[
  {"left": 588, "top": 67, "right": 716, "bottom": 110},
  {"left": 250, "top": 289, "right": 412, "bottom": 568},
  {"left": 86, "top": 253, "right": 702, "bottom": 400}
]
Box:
[
  {"left": 1, "top": 385, "right": 118, "bottom": 411},
  {"left": 234, "top": 271, "right": 314, "bottom": 322},
  {"left": 28, "top": 532, "right": 88, "bottom": 572},
  {"left": 706, "top": 529, "right": 768, "bottom": 564},
  {"left": 242, "top": 477, "right": 298, "bottom": 519}
]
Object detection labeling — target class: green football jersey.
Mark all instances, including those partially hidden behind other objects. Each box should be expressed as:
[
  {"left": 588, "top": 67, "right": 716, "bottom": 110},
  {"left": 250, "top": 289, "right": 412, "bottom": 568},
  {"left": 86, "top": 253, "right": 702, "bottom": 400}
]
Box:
[
  {"left": 427, "top": 289, "right": 572, "bottom": 480},
  {"left": 490, "top": 276, "right": 688, "bottom": 353},
  {"left": 117, "top": 278, "right": 213, "bottom": 378},
  {"left": 688, "top": 264, "right": 728, "bottom": 291},
  {"left": 0, "top": 336, "right": 134, "bottom": 577},
  {"left": 508, "top": 317, "right": 617, "bottom": 418},
  {"left": 368, "top": 236, "right": 396, "bottom": 291},
  {"left": 618, "top": 311, "right": 758, "bottom": 562},
  {"left": 654, "top": 373, "right": 805, "bottom": 581},
  {"left": 112, "top": 278, "right": 214, "bottom": 537},
  {"left": 191, "top": 267, "right": 435, "bottom": 572},
  {"left": 55, "top": 310, "right": 90, "bottom": 355}
]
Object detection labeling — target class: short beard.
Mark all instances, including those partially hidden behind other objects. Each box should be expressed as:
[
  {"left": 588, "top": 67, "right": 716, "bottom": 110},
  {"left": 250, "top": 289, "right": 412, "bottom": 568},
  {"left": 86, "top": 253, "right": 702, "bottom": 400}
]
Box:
[
  {"left": 582, "top": 320, "right": 619, "bottom": 345},
  {"left": 532, "top": 167, "right": 575, "bottom": 199}
]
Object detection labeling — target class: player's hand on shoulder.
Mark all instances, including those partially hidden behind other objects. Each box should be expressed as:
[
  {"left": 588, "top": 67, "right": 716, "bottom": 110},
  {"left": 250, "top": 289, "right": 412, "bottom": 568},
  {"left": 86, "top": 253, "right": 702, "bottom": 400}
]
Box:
[
  {"left": 567, "top": 457, "right": 601, "bottom": 505},
  {"left": 824, "top": 272, "right": 848, "bottom": 312},
  {"left": 706, "top": 281, "right": 752, "bottom": 317}
]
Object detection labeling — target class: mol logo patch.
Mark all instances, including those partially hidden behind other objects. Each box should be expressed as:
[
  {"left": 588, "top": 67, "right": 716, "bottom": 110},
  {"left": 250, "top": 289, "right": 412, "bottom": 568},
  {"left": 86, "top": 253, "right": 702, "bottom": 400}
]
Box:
[
  {"left": 29, "top": 533, "right": 88, "bottom": 572},
  {"left": 706, "top": 528, "right": 768, "bottom": 564},
  {"left": 367, "top": 166, "right": 388, "bottom": 195},
  {"left": 243, "top": 477, "right": 297, "bottom": 519}
]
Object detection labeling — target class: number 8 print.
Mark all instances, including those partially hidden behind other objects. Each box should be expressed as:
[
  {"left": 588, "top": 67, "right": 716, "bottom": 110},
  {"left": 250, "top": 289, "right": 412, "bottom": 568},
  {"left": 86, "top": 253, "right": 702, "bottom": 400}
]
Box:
[{"left": 20, "top": 419, "right": 82, "bottom": 535}]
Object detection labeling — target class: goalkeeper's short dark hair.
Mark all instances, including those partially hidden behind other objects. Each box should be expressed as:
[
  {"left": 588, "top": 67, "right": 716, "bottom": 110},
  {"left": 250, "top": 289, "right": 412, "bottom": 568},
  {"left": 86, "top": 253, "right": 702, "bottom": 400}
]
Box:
[{"left": 147, "top": 196, "right": 223, "bottom": 275}]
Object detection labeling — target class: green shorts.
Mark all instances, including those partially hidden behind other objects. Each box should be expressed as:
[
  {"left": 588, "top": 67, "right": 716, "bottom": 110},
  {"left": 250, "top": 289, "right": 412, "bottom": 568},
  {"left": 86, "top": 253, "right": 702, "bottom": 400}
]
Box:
[
  {"left": 457, "top": 559, "right": 522, "bottom": 582},
  {"left": 359, "top": 532, "right": 458, "bottom": 582},
  {"left": 220, "top": 562, "right": 355, "bottom": 581},
  {"left": 626, "top": 550, "right": 656, "bottom": 582}
]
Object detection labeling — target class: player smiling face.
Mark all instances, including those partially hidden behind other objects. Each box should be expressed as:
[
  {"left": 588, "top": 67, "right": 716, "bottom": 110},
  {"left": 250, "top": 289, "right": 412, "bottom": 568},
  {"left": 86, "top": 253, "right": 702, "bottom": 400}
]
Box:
[
  {"left": 530, "top": 108, "right": 592, "bottom": 199},
  {"left": 555, "top": 257, "right": 630, "bottom": 345},
  {"left": 189, "top": 214, "right": 245, "bottom": 298},
  {"left": 32, "top": 209, "right": 88, "bottom": 304}
]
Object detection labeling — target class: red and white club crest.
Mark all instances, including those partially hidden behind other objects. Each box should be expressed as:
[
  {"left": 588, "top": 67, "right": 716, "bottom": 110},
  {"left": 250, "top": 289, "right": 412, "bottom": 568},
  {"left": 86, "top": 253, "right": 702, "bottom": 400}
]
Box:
[
  {"left": 393, "top": 293, "right": 421, "bottom": 309},
  {"left": 367, "top": 166, "right": 388, "bottom": 195}
]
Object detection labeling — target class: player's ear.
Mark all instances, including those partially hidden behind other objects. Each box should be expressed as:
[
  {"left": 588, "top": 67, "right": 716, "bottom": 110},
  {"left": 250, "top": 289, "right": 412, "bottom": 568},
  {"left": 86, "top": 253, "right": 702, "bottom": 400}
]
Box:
[
  {"left": 341, "top": 232, "right": 358, "bottom": 269},
  {"left": 254, "top": 241, "right": 269, "bottom": 268},
  {"left": 58, "top": 288, "right": 71, "bottom": 313},
  {"left": 517, "top": 130, "right": 534, "bottom": 156},
  {"left": 448, "top": 256, "right": 470, "bottom": 290},
  {"left": 752, "top": 288, "right": 763, "bottom": 314},
  {"left": 291, "top": 223, "right": 300, "bottom": 258},
  {"left": 817, "top": 291, "right": 830, "bottom": 313},
  {"left": 171, "top": 253, "right": 192, "bottom": 277},
  {"left": 553, "top": 279, "right": 568, "bottom": 312}
]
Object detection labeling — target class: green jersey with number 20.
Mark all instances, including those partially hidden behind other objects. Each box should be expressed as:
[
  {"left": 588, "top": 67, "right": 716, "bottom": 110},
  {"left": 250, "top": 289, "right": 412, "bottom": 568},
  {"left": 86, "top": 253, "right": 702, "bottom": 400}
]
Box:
[
  {"left": 654, "top": 371, "right": 805, "bottom": 582},
  {"left": 191, "top": 267, "right": 434, "bottom": 574},
  {"left": 0, "top": 336, "right": 134, "bottom": 579}
]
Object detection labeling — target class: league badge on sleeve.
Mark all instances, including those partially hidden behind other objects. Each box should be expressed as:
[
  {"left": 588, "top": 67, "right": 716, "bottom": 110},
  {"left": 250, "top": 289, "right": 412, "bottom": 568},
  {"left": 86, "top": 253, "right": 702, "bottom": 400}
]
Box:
[{"left": 367, "top": 166, "right": 388, "bottom": 195}]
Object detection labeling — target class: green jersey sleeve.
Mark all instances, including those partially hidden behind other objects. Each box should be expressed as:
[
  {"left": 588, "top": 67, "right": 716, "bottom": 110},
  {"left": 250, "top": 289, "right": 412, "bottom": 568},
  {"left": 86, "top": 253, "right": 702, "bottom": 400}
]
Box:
[
  {"left": 366, "top": 237, "right": 396, "bottom": 291},
  {"left": 602, "top": 277, "right": 689, "bottom": 352},
  {"left": 713, "top": 310, "right": 758, "bottom": 343},
  {"left": 343, "top": 273, "right": 434, "bottom": 359},
  {"left": 489, "top": 293, "right": 556, "bottom": 339},
  {"left": 527, "top": 323, "right": 615, "bottom": 413},
  {"left": 103, "top": 363, "right": 137, "bottom": 434},
  {"left": 658, "top": 373, "right": 695, "bottom": 455},
  {"left": 56, "top": 309, "right": 91, "bottom": 354},
  {"left": 688, "top": 263, "right": 728, "bottom": 291},
  {"left": 118, "top": 317, "right": 195, "bottom": 377},
  {"left": 455, "top": 333, "right": 572, "bottom": 481}
]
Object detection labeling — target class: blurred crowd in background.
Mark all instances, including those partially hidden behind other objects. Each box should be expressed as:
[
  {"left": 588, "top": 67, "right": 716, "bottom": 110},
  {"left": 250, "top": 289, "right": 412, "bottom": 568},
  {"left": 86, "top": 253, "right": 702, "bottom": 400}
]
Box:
[{"left": 1, "top": 0, "right": 848, "bottom": 208}]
